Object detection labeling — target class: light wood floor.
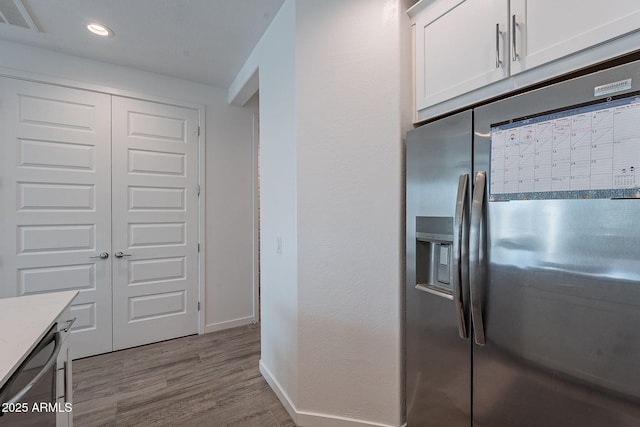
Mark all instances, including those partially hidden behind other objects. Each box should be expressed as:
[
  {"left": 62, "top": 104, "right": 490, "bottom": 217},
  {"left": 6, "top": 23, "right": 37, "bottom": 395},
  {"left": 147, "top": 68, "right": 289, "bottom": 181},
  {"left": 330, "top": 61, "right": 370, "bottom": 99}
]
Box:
[{"left": 72, "top": 324, "right": 295, "bottom": 427}]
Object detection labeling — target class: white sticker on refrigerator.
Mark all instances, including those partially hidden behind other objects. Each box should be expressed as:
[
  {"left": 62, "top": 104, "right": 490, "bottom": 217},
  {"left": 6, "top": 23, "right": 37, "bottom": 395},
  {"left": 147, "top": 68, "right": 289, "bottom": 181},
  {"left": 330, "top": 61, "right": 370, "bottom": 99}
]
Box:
[
  {"left": 489, "top": 94, "right": 640, "bottom": 200},
  {"left": 594, "top": 79, "right": 632, "bottom": 97}
]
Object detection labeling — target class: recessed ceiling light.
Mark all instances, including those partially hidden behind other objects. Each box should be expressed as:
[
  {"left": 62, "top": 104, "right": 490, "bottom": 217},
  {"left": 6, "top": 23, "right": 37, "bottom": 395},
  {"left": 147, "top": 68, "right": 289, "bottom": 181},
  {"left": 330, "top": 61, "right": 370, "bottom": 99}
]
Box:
[{"left": 85, "top": 22, "right": 113, "bottom": 37}]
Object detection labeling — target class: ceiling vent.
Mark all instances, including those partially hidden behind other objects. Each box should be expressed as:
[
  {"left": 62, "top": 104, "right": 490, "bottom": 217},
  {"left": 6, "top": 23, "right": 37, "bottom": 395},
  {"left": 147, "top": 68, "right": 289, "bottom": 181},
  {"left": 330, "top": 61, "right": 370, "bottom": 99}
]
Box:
[{"left": 0, "top": 0, "right": 39, "bottom": 32}]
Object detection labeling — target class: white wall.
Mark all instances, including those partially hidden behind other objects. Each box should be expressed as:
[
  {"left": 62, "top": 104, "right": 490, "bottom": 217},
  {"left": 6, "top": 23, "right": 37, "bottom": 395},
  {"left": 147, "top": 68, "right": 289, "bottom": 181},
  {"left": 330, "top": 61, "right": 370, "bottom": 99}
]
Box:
[
  {"left": 0, "top": 39, "right": 258, "bottom": 333},
  {"left": 254, "top": 0, "right": 300, "bottom": 410},
  {"left": 231, "top": 1, "right": 412, "bottom": 425},
  {"left": 295, "top": 1, "right": 409, "bottom": 425},
  {"left": 205, "top": 90, "right": 258, "bottom": 332}
]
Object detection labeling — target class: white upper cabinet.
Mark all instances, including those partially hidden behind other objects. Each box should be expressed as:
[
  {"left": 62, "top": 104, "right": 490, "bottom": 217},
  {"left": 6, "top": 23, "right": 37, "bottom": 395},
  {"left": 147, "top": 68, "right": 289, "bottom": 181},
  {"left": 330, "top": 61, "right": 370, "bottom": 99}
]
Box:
[
  {"left": 413, "top": 0, "right": 507, "bottom": 111},
  {"left": 410, "top": 0, "right": 640, "bottom": 120},
  {"left": 510, "top": 0, "right": 640, "bottom": 74}
]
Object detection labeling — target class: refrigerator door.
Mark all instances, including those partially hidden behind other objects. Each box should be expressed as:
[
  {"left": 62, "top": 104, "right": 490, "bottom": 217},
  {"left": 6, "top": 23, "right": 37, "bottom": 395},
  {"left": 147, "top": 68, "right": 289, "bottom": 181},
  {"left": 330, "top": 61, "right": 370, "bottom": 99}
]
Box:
[
  {"left": 473, "top": 60, "right": 640, "bottom": 426},
  {"left": 406, "top": 110, "right": 472, "bottom": 426}
]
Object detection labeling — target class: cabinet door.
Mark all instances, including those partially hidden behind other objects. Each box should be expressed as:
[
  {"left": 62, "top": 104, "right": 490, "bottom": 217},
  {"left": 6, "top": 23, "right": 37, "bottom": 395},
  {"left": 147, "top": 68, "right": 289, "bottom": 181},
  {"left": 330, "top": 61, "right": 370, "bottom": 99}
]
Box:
[
  {"left": 55, "top": 308, "right": 77, "bottom": 427},
  {"left": 414, "top": 0, "right": 508, "bottom": 111},
  {"left": 510, "top": 0, "right": 640, "bottom": 74}
]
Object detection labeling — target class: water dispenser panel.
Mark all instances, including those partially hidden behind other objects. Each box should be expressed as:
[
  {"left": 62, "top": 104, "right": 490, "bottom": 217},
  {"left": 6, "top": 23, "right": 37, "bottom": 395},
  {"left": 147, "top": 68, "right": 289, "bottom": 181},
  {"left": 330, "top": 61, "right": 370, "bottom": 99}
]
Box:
[{"left": 415, "top": 216, "right": 454, "bottom": 298}]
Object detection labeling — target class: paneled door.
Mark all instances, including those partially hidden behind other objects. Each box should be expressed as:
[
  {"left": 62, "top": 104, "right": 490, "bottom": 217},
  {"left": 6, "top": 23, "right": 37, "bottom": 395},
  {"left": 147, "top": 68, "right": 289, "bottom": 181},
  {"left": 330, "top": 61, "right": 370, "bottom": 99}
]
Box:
[
  {"left": 0, "top": 78, "right": 113, "bottom": 358},
  {"left": 111, "top": 97, "right": 199, "bottom": 350},
  {"left": 1, "top": 79, "right": 201, "bottom": 358}
]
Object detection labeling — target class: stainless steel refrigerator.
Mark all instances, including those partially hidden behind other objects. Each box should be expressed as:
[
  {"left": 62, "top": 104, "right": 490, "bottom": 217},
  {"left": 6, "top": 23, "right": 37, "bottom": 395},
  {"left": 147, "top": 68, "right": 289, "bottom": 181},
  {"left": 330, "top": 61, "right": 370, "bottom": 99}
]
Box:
[{"left": 406, "top": 59, "right": 640, "bottom": 426}]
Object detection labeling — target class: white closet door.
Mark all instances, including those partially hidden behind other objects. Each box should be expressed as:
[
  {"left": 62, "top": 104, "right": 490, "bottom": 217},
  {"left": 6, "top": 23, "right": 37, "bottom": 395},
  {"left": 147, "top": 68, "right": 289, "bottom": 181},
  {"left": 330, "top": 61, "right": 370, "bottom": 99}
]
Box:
[
  {"left": 111, "top": 96, "right": 199, "bottom": 350},
  {"left": 0, "top": 78, "right": 113, "bottom": 358}
]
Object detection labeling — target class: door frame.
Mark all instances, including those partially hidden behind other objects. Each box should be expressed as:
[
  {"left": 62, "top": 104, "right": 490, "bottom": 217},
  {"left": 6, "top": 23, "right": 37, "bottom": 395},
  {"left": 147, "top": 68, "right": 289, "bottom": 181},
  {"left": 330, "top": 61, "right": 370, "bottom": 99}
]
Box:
[
  {"left": 251, "top": 100, "right": 260, "bottom": 323},
  {"left": 0, "top": 67, "right": 207, "bottom": 335}
]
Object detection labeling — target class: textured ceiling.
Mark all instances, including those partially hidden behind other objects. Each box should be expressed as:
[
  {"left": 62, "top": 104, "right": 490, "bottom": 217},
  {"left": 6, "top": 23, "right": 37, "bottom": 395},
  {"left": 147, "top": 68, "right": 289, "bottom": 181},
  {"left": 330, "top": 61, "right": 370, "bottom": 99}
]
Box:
[{"left": 0, "top": 0, "right": 285, "bottom": 88}]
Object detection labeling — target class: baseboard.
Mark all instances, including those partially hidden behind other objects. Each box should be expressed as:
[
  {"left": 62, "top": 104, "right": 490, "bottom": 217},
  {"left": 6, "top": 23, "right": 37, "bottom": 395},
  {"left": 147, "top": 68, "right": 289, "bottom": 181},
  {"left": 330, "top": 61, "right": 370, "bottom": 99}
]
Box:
[
  {"left": 297, "top": 411, "right": 400, "bottom": 427},
  {"left": 259, "top": 360, "right": 401, "bottom": 427},
  {"left": 259, "top": 360, "right": 298, "bottom": 423},
  {"left": 204, "top": 315, "right": 255, "bottom": 334}
]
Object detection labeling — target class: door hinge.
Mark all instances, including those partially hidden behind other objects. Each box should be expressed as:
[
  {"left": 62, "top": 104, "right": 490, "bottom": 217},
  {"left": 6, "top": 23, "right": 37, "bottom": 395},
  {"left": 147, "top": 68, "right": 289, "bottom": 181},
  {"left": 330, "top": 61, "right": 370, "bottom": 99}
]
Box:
[
  {"left": 197, "top": 301, "right": 201, "bottom": 311},
  {"left": 197, "top": 126, "right": 201, "bottom": 136},
  {"left": 197, "top": 184, "right": 201, "bottom": 196},
  {"left": 197, "top": 243, "right": 200, "bottom": 253}
]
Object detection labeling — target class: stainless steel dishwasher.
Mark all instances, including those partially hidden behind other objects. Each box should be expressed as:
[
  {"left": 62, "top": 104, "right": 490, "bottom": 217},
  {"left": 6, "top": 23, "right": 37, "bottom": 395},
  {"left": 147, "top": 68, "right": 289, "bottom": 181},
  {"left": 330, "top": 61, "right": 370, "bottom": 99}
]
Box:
[{"left": 0, "top": 322, "right": 69, "bottom": 426}]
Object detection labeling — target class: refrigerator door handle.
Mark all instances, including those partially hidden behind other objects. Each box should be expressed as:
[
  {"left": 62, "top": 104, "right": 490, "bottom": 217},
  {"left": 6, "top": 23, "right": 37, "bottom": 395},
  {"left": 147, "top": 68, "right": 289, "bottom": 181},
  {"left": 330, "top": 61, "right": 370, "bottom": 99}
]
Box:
[
  {"left": 470, "top": 171, "right": 486, "bottom": 345},
  {"left": 453, "top": 173, "right": 469, "bottom": 339}
]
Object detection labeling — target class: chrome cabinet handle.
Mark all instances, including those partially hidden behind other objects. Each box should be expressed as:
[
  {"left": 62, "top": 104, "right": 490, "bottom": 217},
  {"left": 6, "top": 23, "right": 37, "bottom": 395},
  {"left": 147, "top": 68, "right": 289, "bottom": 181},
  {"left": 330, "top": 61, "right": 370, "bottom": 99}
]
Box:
[
  {"left": 469, "top": 171, "right": 486, "bottom": 345},
  {"left": 114, "top": 251, "right": 131, "bottom": 258},
  {"left": 453, "top": 173, "right": 469, "bottom": 339},
  {"left": 495, "top": 23, "right": 503, "bottom": 68},
  {"left": 512, "top": 14, "right": 519, "bottom": 61},
  {"left": 89, "top": 252, "right": 109, "bottom": 259}
]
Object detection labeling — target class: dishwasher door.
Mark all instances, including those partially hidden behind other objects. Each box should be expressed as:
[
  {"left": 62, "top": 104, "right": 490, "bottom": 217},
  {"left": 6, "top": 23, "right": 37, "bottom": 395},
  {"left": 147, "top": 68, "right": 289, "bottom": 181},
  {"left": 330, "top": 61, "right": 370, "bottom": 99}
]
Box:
[{"left": 0, "top": 324, "right": 61, "bottom": 426}]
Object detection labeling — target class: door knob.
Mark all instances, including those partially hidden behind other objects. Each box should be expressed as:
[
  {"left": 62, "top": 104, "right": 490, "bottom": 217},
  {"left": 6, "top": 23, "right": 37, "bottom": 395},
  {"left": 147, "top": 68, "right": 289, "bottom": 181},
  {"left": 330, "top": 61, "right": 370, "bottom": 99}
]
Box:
[
  {"left": 89, "top": 252, "right": 109, "bottom": 259},
  {"left": 114, "top": 251, "right": 131, "bottom": 258}
]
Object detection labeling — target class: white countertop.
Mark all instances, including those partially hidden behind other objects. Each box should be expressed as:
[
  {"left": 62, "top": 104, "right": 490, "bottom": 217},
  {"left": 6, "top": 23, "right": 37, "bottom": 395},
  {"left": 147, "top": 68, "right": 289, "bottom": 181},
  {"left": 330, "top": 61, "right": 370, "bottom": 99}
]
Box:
[{"left": 0, "top": 291, "right": 77, "bottom": 389}]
